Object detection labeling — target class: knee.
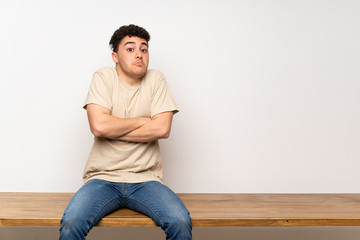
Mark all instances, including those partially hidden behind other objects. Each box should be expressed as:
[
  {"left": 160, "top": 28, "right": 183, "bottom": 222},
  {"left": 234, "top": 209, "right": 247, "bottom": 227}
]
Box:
[
  {"left": 164, "top": 213, "right": 192, "bottom": 238},
  {"left": 61, "top": 212, "right": 84, "bottom": 227},
  {"left": 59, "top": 212, "right": 90, "bottom": 239},
  {"left": 174, "top": 214, "right": 192, "bottom": 230}
]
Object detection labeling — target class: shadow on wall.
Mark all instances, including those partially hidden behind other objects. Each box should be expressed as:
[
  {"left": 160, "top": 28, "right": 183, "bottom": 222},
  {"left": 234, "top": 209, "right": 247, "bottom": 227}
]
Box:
[{"left": 1, "top": 227, "right": 360, "bottom": 240}]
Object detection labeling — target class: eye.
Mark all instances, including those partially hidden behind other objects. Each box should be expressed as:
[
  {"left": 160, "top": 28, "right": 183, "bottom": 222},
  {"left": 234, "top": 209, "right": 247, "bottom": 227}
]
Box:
[
  {"left": 141, "top": 49, "right": 148, "bottom": 53},
  {"left": 127, "top": 48, "right": 134, "bottom": 52}
]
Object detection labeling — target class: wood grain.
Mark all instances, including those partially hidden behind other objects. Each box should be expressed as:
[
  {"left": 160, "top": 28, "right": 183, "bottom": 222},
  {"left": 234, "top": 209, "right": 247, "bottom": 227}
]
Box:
[{"left": 1, "top": 193, "right": 360, "bottom": 227}]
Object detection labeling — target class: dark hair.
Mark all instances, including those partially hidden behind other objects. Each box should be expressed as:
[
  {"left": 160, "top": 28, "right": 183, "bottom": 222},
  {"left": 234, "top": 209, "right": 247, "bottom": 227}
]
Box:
[{"left": 109, "top": 24, "right": 151, "bottom": 52}]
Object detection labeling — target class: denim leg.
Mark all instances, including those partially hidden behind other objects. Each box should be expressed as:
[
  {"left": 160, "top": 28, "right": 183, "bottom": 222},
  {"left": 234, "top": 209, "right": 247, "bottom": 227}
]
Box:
[
  {"left": 125, "top": 181, "right": 192, "bottom": 240},
  {"left": 59, "top": 179, "right": 122, "bottom": 240}
]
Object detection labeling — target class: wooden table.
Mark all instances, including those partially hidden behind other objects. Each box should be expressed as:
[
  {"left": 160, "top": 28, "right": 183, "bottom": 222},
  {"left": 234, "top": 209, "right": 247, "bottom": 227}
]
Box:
[{"left": 1, "top": 193, "right": 360, "bottom": 227}]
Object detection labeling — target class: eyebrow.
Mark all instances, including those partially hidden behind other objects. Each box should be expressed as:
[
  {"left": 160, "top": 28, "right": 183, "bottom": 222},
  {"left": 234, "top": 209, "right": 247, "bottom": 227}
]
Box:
[{"left": 124, "top": 41, "right": 148, "bottom": 47}]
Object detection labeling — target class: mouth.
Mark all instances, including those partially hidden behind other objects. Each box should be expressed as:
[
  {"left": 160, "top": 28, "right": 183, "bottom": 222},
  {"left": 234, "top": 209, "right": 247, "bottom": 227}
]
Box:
[{"left": 134, "top": 61, "right": 144, "bottom": 66}]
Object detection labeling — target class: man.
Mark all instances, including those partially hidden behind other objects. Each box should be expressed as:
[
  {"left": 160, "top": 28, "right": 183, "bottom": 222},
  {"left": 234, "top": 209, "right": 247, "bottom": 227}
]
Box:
[{"left": 59, "top": 24, "right": 192, "bottom": 240}]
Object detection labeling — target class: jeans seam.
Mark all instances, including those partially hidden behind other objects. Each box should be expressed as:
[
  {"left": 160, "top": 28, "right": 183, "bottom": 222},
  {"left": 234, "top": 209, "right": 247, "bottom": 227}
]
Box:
[
  {"left": 89, "top": 195, "right": 119, "bottom": 227},
  {"left": 127, "top": 196, "right": 164, "bottom": 226}
]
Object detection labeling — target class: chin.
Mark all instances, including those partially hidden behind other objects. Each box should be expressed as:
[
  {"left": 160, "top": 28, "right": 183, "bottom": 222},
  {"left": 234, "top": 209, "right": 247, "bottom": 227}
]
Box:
[{"left": 134, "top": 69, "right": 147, "bottom": 79}]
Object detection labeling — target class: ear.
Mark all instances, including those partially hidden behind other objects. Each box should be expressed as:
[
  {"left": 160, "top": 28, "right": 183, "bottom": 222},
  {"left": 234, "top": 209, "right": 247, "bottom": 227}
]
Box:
[{"left": 111, "top": 52, "right": 119, "bottom": 64}]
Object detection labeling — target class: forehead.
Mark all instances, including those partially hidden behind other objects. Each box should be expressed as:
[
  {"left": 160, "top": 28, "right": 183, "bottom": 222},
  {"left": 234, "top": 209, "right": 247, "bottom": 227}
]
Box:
[{"left": 120, "top": 36, "right": 148, "bottom": 47}]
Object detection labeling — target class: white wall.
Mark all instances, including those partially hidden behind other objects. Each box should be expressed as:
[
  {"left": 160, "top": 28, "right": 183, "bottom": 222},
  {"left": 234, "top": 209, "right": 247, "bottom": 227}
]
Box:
[
  {"left": 1, "top": 0, "right": 360, "bottom": 238},
  {"left": 1, "top": 0, "right": 360, "bottom": 192},
  {"left": 2, "top": 0, "right": 359, "bottom": 194}
]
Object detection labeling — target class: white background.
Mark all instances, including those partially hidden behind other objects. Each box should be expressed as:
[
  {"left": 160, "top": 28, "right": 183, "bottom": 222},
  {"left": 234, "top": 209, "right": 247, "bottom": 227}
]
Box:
[{"left": 1, "top": 0, "right": 359, "bottom": 239}]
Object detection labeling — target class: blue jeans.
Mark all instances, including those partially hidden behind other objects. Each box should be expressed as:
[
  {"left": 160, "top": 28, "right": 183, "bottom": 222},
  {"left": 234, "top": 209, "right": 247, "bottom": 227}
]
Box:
[{"left": 59, "top": 179, "right": 192, "bottom": 240}]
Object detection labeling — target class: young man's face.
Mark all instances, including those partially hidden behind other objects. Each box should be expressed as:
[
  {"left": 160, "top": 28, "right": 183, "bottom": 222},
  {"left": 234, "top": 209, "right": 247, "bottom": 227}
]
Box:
[{"left": 112, "top": 36, "right": 149, "bottom": 82}]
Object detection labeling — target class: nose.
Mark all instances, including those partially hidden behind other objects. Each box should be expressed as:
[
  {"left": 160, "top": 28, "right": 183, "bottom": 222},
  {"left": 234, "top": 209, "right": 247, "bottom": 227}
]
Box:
[{"left": 135, "top": 49, "right": 142, "bottom": 59}]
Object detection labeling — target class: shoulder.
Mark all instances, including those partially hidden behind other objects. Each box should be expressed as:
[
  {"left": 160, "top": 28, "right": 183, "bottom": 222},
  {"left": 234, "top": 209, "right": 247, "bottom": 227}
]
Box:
[
  {"left": 94, "top": 67, "right": 117, "bottom": 79},
  {"left": 91, "top": 67, "right": 117, "bottom": 88},
  {"left": 144, "top": 69, "right": 165, "bottom": 80},
  {"left": 143, "top": 69, "right": 166, "bottom": 85}
]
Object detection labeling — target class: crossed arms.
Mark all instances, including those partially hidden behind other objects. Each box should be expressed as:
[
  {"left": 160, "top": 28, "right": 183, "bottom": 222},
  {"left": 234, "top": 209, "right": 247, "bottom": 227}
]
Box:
[{"left": 86, "top": 103, "right": 174, "bottom": 143}]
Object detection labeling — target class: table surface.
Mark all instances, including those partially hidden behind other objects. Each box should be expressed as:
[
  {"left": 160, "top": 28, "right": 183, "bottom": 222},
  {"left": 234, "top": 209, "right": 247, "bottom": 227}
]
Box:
[{"left": 1, "top": 193, "right": 360, "bottom": 227}]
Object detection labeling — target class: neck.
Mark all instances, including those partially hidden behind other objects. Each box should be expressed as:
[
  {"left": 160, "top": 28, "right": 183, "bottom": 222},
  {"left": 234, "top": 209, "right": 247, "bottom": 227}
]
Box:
[{"left": 115, "top": 65, "right": 143, "bottom": 86}]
